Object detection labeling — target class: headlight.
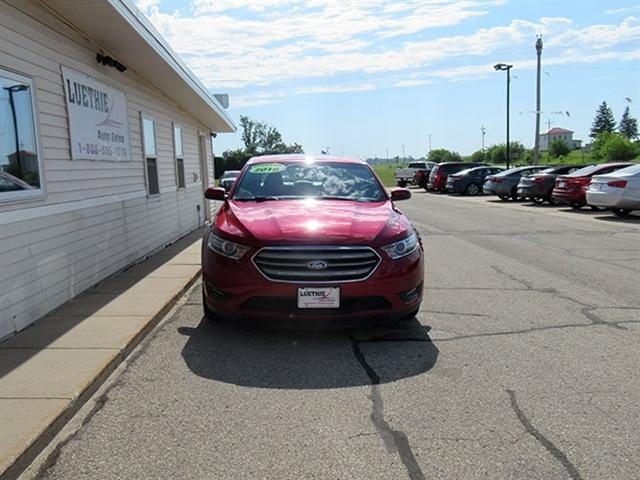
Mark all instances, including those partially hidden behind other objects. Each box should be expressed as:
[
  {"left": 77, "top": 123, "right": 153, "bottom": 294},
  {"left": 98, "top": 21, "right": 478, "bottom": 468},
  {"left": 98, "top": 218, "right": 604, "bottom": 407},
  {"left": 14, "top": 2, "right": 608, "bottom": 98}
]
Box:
[
  {"left": 207, "top": 231, "right": 250, "bottom": 260},
  {"left": 382, "top": 231, "right": 419, "bottom": 260}
]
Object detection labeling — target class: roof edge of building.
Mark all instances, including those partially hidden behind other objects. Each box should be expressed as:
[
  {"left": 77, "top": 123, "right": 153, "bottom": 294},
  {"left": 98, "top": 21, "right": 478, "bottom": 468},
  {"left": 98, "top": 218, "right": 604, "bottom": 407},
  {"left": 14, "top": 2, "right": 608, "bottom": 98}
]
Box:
[{"left": 108, "top": 0, "right": 236, "bottom": 132}]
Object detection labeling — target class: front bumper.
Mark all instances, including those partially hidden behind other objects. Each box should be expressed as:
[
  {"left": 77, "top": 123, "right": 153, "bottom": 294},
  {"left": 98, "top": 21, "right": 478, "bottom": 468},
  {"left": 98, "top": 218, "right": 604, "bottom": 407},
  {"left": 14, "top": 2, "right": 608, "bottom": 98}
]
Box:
[{"left": 202, "top": 241, "right": 424, "bottom": 323}]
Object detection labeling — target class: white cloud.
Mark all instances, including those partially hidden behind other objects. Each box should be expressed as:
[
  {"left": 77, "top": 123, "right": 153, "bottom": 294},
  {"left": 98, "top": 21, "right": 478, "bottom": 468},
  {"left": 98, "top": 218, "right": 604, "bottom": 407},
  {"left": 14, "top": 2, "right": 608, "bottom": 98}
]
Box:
[
  {"left": 135, "top": 0, "right": 160, "bottom": 13},
  {"left": 605, "top": 5, "right": 640, "bottom": 15},
  {"left": 393, "top": 79, "right": 432, "bottom": 87},
  {"left": 139, "top": 2, "right": 640, "bottom": 101},
  {"left": 295, "top": 83, "right": 375, "bottom": 94}
]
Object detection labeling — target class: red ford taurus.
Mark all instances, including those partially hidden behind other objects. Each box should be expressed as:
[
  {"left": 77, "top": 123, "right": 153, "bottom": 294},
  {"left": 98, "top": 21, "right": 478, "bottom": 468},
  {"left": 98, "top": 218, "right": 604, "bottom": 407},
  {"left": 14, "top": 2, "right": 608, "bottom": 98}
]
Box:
[{"left": 201, "top": 155, "right": 424, "bottom": 324}]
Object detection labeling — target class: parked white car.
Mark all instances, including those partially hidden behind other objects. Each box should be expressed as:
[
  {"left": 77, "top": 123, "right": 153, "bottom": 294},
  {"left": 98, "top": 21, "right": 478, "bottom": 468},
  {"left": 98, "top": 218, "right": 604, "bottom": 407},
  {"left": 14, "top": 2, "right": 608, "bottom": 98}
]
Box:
[{"left": 586, "top": 163, "right": 640, "bottom": 216}]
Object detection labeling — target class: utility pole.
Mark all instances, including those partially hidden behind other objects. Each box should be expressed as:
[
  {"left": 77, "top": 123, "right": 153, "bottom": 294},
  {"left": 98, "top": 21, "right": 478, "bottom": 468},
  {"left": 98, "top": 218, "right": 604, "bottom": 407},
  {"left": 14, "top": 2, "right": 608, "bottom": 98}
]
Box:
[
  {"left": 481, "top": 126, "right": 486, "bottom": 153},
  {"left": 547, "top": 118, "right": 552, "bottom": 132},
  {"left": 427, "top": 134, "right": 432, "bottom": 154},
  {"left": 402, "top": 144, "right": 405, "bottom": 162},
  {"left": 532, "top": 36, "right": 543, "bottom": 164},
  {"left": 385, "top": 149, "right": 389, "bottom": 163}
]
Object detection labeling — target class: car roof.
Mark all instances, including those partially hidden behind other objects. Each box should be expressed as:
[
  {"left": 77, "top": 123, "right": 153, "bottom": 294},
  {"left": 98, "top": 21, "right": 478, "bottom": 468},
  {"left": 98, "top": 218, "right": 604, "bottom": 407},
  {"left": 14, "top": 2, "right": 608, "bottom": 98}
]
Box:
[{"left": 246, "top": 154, "right": 364, "bottom": 165}]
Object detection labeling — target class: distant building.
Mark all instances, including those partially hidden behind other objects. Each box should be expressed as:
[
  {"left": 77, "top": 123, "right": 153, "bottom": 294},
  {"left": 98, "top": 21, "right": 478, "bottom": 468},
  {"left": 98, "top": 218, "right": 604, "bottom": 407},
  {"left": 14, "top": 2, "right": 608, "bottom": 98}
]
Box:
[{"left": 539, "top": 128, "right": 582, "bottom": 151}]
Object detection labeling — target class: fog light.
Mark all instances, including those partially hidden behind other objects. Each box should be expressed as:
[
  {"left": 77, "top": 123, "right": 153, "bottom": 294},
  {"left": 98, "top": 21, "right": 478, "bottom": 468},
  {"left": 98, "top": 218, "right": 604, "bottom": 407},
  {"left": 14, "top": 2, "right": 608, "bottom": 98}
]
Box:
[
  {"left": 400, "top": 283, "right": 422, "bottom": 303},
  {"left": 205, "top": 283, "right": 233, "bottom": 303}
]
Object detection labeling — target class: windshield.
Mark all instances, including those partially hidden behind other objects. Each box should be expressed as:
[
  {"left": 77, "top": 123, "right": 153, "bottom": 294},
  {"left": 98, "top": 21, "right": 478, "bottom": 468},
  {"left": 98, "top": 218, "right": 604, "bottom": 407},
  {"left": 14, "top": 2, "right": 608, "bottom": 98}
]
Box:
[
  {"left": 609, "top": 164, "right": 640, "bottom": 176},
  {"left": 232, "top": 162, "right": 386, "bottom": 202},
  {"left": 568, "top": 164, "right": 599, "bottom": 176},
  {"left": 408, "top": 162, "right": 425, "bottom": 168}
]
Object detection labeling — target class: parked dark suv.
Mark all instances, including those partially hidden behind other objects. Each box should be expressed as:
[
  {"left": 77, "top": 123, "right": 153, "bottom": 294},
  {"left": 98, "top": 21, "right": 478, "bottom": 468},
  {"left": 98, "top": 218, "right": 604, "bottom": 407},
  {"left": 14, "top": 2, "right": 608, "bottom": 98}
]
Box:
[
  {"left": 446, "top": 166, "right": 504, "bottom": 195},
  {"left": 427, "top": 162, "right": 487, "bottom": 192},
  {"left": 516, "top": 165, "right": 587, "bottom": 204}
]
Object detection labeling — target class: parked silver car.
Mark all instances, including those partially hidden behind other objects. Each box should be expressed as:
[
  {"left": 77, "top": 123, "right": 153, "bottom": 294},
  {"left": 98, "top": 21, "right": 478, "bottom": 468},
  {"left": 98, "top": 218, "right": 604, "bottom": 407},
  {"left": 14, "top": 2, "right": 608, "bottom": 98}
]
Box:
[{"left": 586, "top": 164, "right": 640, "bottom": 216}]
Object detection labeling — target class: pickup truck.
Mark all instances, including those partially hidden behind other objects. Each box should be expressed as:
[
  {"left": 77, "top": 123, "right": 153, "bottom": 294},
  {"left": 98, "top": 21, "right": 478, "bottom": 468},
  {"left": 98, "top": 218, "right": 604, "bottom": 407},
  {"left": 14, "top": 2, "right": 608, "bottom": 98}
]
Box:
[{"left": 395, "top": 161, "right": 436, "bottom": 187}]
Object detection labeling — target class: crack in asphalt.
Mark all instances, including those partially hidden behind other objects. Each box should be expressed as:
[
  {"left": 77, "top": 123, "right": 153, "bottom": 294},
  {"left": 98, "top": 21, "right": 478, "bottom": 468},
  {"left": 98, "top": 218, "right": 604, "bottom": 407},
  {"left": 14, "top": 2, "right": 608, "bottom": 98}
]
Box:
[
  {"left": 490, "top": 266, "right": 628, "bottom": 330},
  {"left": 507, "top": 389, "right": 583, "bottom": 480},
  {"left": 348, "top": 332, "right": 426, "bottom": 480},
  {"left": 432, "top": 320, "right": 640, "bottom": 342}
]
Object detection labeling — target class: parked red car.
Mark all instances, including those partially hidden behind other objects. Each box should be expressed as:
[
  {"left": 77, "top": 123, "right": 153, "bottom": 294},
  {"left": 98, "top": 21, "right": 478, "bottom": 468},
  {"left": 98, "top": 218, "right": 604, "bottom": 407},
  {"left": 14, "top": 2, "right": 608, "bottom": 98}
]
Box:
[
  {"left": 552, "top": 163, "right": 634, "bottom": 209},
  {"left": 202, "top": 155, "right": 424, "bottom": 325}
]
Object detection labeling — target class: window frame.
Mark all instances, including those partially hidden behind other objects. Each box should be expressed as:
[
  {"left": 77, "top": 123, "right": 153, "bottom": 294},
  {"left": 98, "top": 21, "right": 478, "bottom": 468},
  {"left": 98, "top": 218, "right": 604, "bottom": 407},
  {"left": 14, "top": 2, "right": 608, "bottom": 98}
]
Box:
[
  {"left": 173, "top": 122, "right": 185, "bottom": 189},
  {"left": 140, "top": 112, "right": 160, "bottom": 196},
  {"left": 0, "top": 67, "right": 45, "bottom": 204}
]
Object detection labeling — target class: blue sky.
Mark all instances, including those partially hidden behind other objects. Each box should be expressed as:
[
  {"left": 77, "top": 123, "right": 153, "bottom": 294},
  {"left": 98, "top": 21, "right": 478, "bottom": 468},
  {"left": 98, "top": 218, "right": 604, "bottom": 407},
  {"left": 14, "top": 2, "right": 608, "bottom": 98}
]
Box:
[{"left": 136, "top": 0, "right": 640, "bottom": 158}]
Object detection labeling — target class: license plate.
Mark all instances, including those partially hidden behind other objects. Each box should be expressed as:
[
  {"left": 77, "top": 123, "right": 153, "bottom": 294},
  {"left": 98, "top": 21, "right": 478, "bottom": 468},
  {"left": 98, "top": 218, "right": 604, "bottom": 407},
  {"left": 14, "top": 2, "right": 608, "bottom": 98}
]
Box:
[
  {"left": 592, "top": 183, "right": 601, "bottom": 190},
  {"left": 297, "top": 287, "right": 340, "bottom": 309},
  {"left": 558, "top": 181, "right": 565, "bottom": 188}
]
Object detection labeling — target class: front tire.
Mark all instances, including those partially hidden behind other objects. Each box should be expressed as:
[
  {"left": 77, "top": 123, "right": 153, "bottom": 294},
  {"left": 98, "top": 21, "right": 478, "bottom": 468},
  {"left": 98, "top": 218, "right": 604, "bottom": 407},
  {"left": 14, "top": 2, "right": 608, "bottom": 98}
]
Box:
[
  {"left": 498, "top": 195, "right": 509, "bottom": 201},
  {"left": 571, "top": 203, "right": 584, "bottom": 210},
  {"left": 609, "top": 208, "right": 632, "bottom": 217}
]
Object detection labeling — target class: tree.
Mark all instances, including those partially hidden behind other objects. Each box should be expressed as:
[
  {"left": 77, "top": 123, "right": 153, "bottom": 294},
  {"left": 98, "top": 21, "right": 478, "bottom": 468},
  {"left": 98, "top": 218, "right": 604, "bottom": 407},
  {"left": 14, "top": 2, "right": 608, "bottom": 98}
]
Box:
[
  {"left": 485, "top": 141, "right": 526, "bottom": 165},
  {"left": 618, "top": 106, "right": 638, "bottom": 140},
  {"left": 220, "top": 116, "right": 304, "bottom": 174},
  {"left": 469, "top": 150, "right": 488, "bottom": 163},
  {"left": 427, "top": 148, "right": 462, "bottom": 163},
  {"left": 549, "top": 139, "right": 570, "bottom": 158},
  {"left": 590, "top": 101, "right": 616, "bottom": 138},
  {"left": 592, "top": 132, "right": 639, "bottom": 162},
  {"left": 238, "top": 115, "right": 304, "bottom": 155}
]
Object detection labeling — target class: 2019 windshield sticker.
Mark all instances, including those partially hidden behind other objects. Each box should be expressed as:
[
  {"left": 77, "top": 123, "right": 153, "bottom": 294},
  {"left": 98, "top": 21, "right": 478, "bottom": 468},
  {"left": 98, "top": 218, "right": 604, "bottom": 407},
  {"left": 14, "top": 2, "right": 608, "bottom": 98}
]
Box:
[{"left": 249, "top": 163, "right": 285, "bottom": 174}]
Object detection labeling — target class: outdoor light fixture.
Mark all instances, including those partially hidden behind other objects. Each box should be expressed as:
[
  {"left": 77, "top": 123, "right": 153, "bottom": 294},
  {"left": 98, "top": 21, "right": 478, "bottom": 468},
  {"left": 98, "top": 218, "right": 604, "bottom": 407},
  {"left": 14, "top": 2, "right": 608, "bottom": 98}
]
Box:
[
  {"left": 494, "top": 63, "right": 514, "bottom": 168},
  {"left": 96, "top": 52, "right": 127, "bottom": 73},
  {"left": 493, "top": 63, "right": 512, "bottom": 71}
]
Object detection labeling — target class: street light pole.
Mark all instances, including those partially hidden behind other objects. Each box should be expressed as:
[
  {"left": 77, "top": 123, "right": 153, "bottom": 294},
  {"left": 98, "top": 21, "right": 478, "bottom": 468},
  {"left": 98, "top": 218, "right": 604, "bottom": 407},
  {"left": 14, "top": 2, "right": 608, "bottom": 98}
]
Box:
[
  {"left": 532, "top": 36, "right": 543, "bottom": 164},
  {"left": 494, "top": 63, "right": 513, "bottom": 169}
]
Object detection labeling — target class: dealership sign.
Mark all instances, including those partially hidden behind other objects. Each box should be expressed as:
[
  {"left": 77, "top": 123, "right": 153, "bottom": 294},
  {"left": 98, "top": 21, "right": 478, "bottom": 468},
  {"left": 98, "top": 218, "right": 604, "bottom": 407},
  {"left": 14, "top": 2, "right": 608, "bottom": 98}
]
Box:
[{"left": 61, "top": 66, "right": 130, "bottom": 161}]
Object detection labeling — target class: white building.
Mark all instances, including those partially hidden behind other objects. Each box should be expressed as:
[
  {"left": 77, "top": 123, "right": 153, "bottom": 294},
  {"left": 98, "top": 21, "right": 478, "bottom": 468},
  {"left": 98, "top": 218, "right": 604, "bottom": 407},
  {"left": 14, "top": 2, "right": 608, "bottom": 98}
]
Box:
[
  {"left": 539, "top": 127, "right": 582, "bottom": 151},
  {"left": 0, "top": 0, "right": 235, "bottom": 339}
]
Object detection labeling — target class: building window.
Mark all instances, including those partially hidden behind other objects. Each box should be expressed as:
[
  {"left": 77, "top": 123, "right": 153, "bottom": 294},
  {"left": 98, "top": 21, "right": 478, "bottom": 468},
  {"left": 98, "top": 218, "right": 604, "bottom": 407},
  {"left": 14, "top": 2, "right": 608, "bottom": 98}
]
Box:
[
  {"left": 0, "top": 69, "right": 43, "bottom": 202},
  {"left": 173, "top": 123, "right": 185, "bottom": 188},
  {"left": 141, "top": 114, "right": 159, "bottom": 195}
]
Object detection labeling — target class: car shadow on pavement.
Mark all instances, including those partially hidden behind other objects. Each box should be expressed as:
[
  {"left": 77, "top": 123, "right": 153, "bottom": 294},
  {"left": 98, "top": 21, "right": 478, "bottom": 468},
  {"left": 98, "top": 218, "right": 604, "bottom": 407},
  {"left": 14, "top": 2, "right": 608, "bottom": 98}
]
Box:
[
  {"left": 177, "top": 316, "right": 438, "bottom": 389},
  {"left": 594, "top": 214, "right": 640, "bottom": 223}
]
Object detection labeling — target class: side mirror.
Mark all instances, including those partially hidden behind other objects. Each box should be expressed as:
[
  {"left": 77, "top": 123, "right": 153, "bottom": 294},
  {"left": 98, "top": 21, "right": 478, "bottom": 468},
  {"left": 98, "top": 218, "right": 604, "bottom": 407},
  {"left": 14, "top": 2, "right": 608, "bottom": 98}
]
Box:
[
  {"left": 389, "top": 187, "right": 411, "bottom": 201},
  {"left": 204, "top": 187, "right": 227, "bottom": 201}
]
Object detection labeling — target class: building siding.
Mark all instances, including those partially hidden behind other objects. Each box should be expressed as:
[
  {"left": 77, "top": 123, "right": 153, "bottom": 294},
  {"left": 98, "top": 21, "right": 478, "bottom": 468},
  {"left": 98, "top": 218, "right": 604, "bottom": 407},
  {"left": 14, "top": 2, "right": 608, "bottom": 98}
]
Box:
[{"left": 0, "top": 1, "right": 219, "bottom": 338}]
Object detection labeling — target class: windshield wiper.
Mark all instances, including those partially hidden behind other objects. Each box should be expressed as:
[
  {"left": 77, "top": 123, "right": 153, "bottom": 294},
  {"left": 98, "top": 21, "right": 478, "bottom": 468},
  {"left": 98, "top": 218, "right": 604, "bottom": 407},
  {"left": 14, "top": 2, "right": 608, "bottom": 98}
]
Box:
[{"left": 234, "top": 196, "right": 280, "bottom": 202}]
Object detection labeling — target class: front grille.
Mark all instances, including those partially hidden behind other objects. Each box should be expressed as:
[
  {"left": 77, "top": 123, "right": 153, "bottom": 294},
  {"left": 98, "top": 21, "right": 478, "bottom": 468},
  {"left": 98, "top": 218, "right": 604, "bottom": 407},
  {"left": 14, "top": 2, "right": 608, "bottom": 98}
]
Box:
[
  {"left": 252, "top": 246, "right": 381, "bottom": 283},
  {"left": 241, "top": 296, "right": 391, "bottom": 315}
]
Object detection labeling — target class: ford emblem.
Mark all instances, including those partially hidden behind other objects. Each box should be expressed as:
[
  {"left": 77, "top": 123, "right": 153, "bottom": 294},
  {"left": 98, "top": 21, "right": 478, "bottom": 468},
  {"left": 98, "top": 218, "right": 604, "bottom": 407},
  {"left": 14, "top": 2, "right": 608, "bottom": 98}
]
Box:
[{"left": 307, "top": 260, "right": 328, "bottom": 270}]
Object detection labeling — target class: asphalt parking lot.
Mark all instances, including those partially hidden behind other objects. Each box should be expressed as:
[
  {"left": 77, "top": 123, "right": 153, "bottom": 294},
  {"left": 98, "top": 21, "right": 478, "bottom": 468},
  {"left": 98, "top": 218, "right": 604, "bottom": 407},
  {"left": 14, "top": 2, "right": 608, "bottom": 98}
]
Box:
[{"left": 38, "top": 193, "right": 639, "bottom": 480}]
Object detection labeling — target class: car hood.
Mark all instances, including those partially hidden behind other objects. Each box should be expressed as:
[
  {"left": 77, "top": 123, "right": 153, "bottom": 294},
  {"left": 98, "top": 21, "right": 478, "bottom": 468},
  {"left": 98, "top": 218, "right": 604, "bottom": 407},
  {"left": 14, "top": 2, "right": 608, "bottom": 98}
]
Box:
[{"left": 214, "top": 199, "right": 411, "bottom": 246}]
